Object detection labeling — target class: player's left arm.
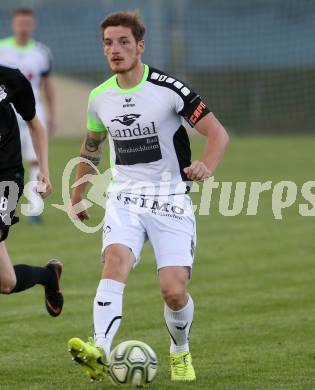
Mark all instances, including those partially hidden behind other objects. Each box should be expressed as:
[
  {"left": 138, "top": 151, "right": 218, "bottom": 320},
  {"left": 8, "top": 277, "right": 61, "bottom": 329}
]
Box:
[
  {"left": 13, "top": 71, "right": 52, "bottom": 198},
  {"left": 26, "top": 115, "right": 52, "bottom": 198},
  {"left": 42, "top": 75, "right": 56, "bottom": 136},
  {"left": 184, "top": 112, "right": 229, "bottom": 181}
]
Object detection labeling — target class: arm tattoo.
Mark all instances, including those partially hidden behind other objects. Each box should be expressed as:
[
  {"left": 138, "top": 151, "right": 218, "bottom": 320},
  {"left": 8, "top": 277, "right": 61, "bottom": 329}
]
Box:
[
  {"left": 80, "top": 154, "right": 101, "bottom": 166},
  {"left": 85, "top": 134, "right": 107, "bottom": 152}
]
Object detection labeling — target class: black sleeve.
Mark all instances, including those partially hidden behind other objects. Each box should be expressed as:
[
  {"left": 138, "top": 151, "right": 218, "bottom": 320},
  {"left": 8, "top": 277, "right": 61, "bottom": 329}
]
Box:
[
  {"left": 178, "top": 91, "right": 211, "bottom": 127},
  {"left": 11, "top": 71, "right": 36, "bottom": 121},
  {"left": 147, "top": 66, "right": 211, "bottom": 127}
]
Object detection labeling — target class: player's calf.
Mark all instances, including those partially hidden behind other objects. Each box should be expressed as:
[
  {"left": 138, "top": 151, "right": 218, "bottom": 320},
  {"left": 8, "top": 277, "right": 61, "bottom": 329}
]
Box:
[
  {"left": 0, "top": 241, "right": 17, "bottom": 294},
  {"left": 0, "top": 276, "right": 16, "bottom": 294}
]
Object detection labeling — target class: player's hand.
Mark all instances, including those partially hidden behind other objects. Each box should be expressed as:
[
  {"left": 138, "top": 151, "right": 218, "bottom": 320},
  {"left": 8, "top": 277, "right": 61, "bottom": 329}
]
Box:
[
  {"left": 70, "top": 195, "right": 90, "bottom": 221},
  {"left": 37, "top": 172, "right": 52, "bottom": 198},
  {"left": 183, "top": 160, "right": 212, "bottom": 181}
]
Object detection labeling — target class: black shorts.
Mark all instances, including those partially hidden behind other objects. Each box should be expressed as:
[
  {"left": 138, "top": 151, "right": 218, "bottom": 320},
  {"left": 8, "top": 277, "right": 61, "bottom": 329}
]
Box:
[{"left": 0, "top": 176, "right": 24, "bottom": 242}]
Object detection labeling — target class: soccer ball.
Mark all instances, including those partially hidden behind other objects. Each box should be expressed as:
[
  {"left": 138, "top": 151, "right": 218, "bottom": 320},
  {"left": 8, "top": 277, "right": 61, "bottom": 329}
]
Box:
[{"left": 108, "top": 340, "right": 158, "bottom": 387}]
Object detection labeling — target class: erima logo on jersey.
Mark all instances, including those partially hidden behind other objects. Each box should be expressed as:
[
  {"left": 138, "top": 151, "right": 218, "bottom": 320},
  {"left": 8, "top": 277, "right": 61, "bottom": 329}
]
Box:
[
  {"left": 0, "top": 85, "right": 7, "bottom": 102},
  {"left": 150, "top": 72, "right": 191, "bottom": 96},
  {"left": 123, "top": 97, "right": 135, "bottom": 108},
  {"left": 111, "top": 114, "right": 141, "bottom": 126}
]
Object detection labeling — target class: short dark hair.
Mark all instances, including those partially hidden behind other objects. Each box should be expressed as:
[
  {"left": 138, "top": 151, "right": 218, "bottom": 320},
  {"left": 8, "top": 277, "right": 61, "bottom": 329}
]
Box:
[
  {"left": 100, "top": 11, "right": 146, "bottom": 42},
  {"left": 13, "top": 8, "right": 35, "bottom": 17}
]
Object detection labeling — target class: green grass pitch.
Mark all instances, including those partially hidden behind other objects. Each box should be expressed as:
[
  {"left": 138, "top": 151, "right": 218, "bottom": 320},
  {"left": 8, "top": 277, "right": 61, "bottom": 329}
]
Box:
[{"left": 1, "top": 135, "right": 315, "bottom": 389}]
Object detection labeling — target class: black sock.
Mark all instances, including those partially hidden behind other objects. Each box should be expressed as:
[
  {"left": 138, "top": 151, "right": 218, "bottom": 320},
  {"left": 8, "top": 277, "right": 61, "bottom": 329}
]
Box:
[{"left": 11, "top": 264, "right": 54, "bottom": 293}]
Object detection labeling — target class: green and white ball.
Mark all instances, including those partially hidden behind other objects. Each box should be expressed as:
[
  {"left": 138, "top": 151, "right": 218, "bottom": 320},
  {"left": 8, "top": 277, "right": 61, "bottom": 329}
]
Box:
[{"left": 108, "top": 340, "right": 158, "bottom": 387}]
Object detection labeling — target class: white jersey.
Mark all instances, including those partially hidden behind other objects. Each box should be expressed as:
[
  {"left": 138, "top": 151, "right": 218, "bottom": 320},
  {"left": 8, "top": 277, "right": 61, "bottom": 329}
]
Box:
[
  {"left": 0, "top": 36, "right": 52, "bottom": 104},
  {"left": 87, "top": 64, "right": 210, "bottom": 195}
]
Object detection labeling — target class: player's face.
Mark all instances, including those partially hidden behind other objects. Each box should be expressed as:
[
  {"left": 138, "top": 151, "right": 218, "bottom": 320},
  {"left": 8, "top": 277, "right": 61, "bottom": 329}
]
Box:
[
  {"left": 12, "top": 14, "right": 36, "bottom": 40},
  {"left": 103, "top": 26, "right": 144, "bottom": 74}
]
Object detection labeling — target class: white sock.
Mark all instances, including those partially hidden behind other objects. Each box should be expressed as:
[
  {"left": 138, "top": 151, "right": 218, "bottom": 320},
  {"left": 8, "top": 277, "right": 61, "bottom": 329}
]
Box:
[
  {"left": 93, "top": 279, "right": 125, "bottom": 359},
  {"left": 164, "top": 294, "right": 194, "bottom": 354},
  {"left": 29, "top": 166, "right": 42, "bottom": 215}
]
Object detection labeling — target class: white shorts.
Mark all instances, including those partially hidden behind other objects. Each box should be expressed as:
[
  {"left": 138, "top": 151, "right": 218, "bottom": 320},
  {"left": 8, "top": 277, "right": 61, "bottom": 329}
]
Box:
[
  {"left": 102, "top": 193, "right": 196, "bottom": 271},
  {"left": 18, "top": 104, "right": 46, "bottom": 162}
]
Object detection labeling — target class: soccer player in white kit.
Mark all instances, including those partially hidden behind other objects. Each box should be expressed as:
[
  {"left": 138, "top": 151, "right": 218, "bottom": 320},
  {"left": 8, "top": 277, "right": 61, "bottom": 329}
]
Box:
[
  {"left": 0, "top": 8, "right": 56, "bottom": 222},
  {"left": 68, "top": 11, "right": 229, "bottom": 382}
]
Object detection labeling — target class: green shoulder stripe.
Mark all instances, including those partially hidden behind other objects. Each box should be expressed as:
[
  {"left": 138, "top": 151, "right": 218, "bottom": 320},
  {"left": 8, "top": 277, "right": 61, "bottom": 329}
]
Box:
[
  {"left": 88, "top": 74, "right": 116, "bottom": 102},
  {"left": 87, "top": 76, "right": 117, "bottom": 132},
  {"left": 87, "top": 112, "right": 107, "bottom": 132},
  {"left": 0, "top": 36, "right": 35, "bottom": 50},
  {"left": 0, "top": 37, "right": 13, "bottom": 47}
]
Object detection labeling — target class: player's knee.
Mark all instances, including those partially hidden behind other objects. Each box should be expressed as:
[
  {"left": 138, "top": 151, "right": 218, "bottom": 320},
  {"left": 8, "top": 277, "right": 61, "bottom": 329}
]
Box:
[
  {"left": 161, "top": 287, "right": 187, "bottom": 310},
  {"left": 104, "top": 252, "right": 122, "bottom": 267},
  {"left": 102, "top": 250, "right": 131, "bottom": 281},
  {"left": 0, "top": 275, "right": 16, "bottom": 294}
]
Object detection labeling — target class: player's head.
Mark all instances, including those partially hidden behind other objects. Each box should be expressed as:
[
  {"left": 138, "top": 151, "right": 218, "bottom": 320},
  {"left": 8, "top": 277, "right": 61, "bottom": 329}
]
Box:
[
  {"left": 12, "top": 8, "right": 36, "bottom": 41},
  {"left": 100, "top": 11, "right": 145, "bottom": 74}
]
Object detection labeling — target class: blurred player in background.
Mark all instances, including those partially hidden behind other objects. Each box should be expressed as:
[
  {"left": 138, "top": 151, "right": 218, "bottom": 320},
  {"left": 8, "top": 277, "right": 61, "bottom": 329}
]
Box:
[
  {"left": 0, "top": 7, "right": 56, "bottom": 223},
  {"left": 0, "top": 63, "right": 63, "bottom": 316},
  {"left": 68, "top": 11, "right": 229, "bottom": 382}
]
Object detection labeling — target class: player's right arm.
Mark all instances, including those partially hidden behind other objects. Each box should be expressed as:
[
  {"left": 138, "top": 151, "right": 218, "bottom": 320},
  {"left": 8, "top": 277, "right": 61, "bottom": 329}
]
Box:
[{"left": 71, "top": 131, "right": 107, "bottom": 221}]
